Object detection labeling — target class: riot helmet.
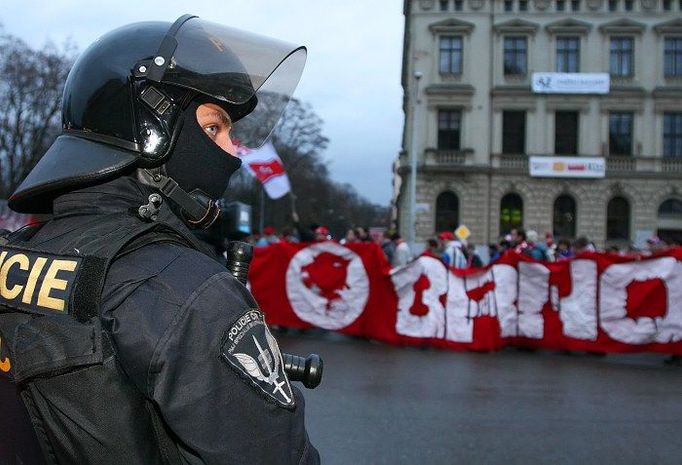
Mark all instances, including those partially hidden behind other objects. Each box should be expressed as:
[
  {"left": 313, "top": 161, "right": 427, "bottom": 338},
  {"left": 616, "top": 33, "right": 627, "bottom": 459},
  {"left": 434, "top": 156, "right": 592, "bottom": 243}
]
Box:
[{"left": 9, "top": 15, "right": 306, "bottom": 221}]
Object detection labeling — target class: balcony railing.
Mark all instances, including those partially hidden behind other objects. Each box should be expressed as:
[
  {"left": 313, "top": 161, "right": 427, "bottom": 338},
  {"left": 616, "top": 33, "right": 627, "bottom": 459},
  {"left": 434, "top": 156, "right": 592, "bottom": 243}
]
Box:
[
  {"left": 400, "top": 151, "right": 682, "bottom": 176},
  {"left": 606, "top": 156, "right": 636, "bottom": 172},
  {"left": 423, "top": 148, "right": 473, "bottom": 167}
]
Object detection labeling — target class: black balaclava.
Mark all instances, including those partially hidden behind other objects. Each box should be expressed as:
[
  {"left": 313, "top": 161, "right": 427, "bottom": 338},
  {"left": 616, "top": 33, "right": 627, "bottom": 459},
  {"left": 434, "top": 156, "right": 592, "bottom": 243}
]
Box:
[{"left": 165, "top": 97, "right": 242, "bottom": 200}]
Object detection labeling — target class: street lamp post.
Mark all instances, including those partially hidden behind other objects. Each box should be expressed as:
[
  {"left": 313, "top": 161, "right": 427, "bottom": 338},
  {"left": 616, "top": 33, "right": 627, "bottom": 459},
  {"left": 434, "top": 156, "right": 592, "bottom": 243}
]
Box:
[{"left": 408, "top": 71, "right": 422, "bottom": 254}]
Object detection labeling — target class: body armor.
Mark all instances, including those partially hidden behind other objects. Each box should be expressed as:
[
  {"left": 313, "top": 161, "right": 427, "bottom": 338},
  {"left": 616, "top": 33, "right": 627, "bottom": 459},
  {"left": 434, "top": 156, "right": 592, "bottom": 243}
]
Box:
[{"left": 0, "top": 202, "right": 199, "bottom": 465}]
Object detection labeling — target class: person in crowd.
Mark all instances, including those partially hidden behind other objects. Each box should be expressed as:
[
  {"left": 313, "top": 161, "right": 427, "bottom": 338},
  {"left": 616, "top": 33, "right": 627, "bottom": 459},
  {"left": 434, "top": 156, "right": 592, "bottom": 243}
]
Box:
[
  {"left": 341, "top": 228, "right": 358, "bottom": 245},
  {"left": 437, "top": 231, "right": 455, "bottom": 264},
  {"left": 544, "top": 232, "right": 556, "bottom": 261},
  {"left": 255, "top": 225, "right": 280, "bottom": 247},
  {"left": 466, "top": 243, "right": 483, "bottom": 268},
  {"left": 525, "top": 230, "right": 550, "bottom": 261},
  {"left": 281, "top": 227, "right": 299, "bottom": 243},
  {"left": 646, "top": 235, "right": 668, "bottom": 254},
  {"left": 444, "top": 238, "right": 468, "bottom": 269},
  {"left": 421, "top": 238, "right": 442, "bottom": 260},
  {"left": 573, "top": 236, "right": 595, "bottom": 255},
  {"left": 381, "top": 230, "right": 396, "bottom": 264},
  {"left": 511, "top": 228, "right": 529, "bottom": 254},
  {"left": 354, "top": 226, "right": 371, "bottom": 242},
  {"left": 555, "top": 238, "right": 574, "bottom": 261},
  {"left": 489, "top": 242, "right": 502, "bottom": 263},
  {"left": 391, "top": 232, "right": 412, "bottom": 267},
  {"left": 314, "top": 225, "right": 331, "bottom": 242},
  {"left": 489, "top": 238, "right": 511, "bottom": 264}
]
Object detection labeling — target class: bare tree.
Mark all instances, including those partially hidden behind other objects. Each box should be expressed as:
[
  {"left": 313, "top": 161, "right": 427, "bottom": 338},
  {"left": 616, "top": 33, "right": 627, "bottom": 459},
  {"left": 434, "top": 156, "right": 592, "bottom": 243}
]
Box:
[
  {"left": 225, "top": 97, "right": 389, "bottom": 236},
  {"left": 0, "top": 28, "right": 75, "bottom": 198}
]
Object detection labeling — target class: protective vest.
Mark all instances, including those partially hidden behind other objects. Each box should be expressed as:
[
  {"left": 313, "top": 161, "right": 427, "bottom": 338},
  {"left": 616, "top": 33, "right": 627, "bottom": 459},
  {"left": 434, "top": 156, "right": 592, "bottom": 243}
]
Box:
[{"left": 0, "top": 209, "right": 202, "bottom": 465}]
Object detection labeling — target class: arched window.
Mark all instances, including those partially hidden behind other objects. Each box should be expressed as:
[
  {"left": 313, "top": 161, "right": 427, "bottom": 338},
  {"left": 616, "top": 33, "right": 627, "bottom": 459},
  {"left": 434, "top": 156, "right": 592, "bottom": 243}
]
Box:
[
  {"left": 500, "top": 193, "right": 523, "bottom": 235},
  {"left": 606, "top": 196, "right": 630, "bottom": 240},
  {"left": 658, "top": 198, "right": 682, "bottom": 217},
  {"left": 553, "top": 194, "right": 576, "bottom": 239},
  {"left": 657, "top": 198, "right": 682, "bottom": 244},
  {"left": 435, "top": 191, "right": 459, "bottom": 232}
]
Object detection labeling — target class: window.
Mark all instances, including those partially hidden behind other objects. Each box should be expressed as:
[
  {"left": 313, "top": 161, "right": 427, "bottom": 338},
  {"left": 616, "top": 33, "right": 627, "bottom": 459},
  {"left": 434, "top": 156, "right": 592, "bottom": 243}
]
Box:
[
  {"left": 659, "top": 198, "right": 682, "bottom": 217},
  {"left": 663, "top": 0, "right": 672, "bottom": 10},
  {"left": 624, "top": 0, "right": 633, "bottom": 10},
  {"left": 436, "top": 192, "right": 460, "bottom": 233},
  {"left": 504, "top": 0, "right": 514, "bottom": 11},
  {"left": 610, "top": 37, "right": 634, "bottom": 77},
  {"left": 438, "top": 110, "right": 462, "bottom": 150},
  {"left": 664, "top": 38, "right": 682, "bottom": 77},
  {"left": 454, "top": 0, "right": 463, "bottom": 10},
  {"left": 555, "top": 111, "right": 579, "bottom": 155},
  {"left": 519, "top": 0, "right": 528, "bottom": 11},
  {"left": 553, "top": 195, "right": 577, "bottom": 239},
  {"left": 439, "top": 0, "right": 449, "bottom": 11},
  {"left": 500, "top": 193, "right": 523, "bottom": 236},
  {"left": 609, "top": 112, "right": 633, "bottom": 156},
  {"left": 557, "top": 0, "right": 566, "bottom": 11},
  {"left": 664, "top": 113, "right": 682, "bottom": 157},
  {"left": 658, "top": 199, "right": 682, "bottom": 244},
  {"left": 504, "top": 36, "right": 528, "bottom": 75},
  {"left": 608, "top": 0, "right": 618, "bottom": 11},
  {"left": 439, "top": 36, "right": 463, "bottom": 74},
  {"left": 571, "top": 0, "right": 580, "bottom": 10},
  {"left": 556, "top": 37, "right": 580, "bottom": 73},
  {"left": 607, "top": 197, "right": 630, "bottom": 241},
  {"left": 502, "top": 111, "right": 526, "bottom": 154}
]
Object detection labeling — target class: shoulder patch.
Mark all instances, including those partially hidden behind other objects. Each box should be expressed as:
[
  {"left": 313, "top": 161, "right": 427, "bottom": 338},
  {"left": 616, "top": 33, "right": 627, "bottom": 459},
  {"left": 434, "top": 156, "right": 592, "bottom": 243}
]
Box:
[{"left": 221, "top": 309, "right": 295, "bottom": 408}]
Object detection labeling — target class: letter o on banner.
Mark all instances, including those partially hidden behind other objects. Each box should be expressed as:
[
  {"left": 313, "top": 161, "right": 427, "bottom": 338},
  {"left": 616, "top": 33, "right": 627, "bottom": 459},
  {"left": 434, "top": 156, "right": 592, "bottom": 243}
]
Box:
[
  {"left": 286, "top": 242, "right": 369, "bottom": 330},
  {"left": 599, "top": 257, "right": 682, "bottom": 344}
]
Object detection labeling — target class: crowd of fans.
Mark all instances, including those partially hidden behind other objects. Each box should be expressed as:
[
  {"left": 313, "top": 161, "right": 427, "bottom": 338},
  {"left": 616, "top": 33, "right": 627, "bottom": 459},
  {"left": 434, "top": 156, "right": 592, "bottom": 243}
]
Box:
[{"left": 243, "top": 221, "right": 679, "bottom": 272}]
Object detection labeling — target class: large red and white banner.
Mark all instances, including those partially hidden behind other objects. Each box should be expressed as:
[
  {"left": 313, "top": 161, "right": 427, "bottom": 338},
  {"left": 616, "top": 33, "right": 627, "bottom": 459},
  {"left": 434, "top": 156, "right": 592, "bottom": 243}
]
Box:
[{"left": 249, "top": 242, "right": 682, "bottom": 355}]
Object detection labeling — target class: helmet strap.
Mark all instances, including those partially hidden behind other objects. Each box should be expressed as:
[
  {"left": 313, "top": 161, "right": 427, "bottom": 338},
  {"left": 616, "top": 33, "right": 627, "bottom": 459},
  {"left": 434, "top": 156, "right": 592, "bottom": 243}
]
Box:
[{"left": 136, "top": 168, "right": 220, "bottom": 229}]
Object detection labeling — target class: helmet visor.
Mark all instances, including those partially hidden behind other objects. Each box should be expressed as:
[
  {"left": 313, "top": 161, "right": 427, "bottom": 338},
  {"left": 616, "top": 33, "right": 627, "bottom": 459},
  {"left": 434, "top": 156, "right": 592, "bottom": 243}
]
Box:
[{"left": 157, "top": 17, "right": 306, "bottom": 148}]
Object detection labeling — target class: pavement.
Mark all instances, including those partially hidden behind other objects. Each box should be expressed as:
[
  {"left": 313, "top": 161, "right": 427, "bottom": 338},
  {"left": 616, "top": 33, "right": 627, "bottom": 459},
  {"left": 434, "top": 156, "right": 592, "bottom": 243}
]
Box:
[{"left": 278, "top": 331, "right": 682, "bottom": 465}]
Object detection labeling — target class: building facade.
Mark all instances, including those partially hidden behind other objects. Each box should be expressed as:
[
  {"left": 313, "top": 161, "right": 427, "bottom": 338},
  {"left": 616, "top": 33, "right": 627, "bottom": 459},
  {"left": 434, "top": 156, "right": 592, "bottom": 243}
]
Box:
[{"left": 395, "top": 0, "right": 682, "bottom": 250}]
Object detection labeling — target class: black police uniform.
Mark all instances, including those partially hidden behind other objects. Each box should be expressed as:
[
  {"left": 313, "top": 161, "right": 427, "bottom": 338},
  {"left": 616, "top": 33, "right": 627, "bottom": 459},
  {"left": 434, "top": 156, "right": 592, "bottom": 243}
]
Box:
[
  {"left": 0, "top": 177, "right": 318, "bottom": 464},
  {"left": 0, "top": 14, "right": 318, "bottom": 465}
]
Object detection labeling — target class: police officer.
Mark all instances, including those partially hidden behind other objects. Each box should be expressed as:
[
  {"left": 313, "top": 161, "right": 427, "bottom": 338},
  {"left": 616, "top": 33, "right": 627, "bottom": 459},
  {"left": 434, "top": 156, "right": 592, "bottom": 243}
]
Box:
[{"left": 0, "top": 15, "right": 319, "bottom": 465}]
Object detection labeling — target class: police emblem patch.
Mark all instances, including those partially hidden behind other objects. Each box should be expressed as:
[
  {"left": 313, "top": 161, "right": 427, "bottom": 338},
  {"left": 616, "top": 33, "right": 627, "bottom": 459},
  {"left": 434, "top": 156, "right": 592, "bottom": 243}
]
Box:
[{"left": 221, "top": 310, "right": 295, "bottom": 408}]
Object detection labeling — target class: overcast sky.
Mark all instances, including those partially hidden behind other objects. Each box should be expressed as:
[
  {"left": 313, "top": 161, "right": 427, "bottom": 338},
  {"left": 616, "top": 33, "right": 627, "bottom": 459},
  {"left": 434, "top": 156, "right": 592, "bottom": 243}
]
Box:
[{"left": 2, "top": 0, "right": 405, "bottom": 205}]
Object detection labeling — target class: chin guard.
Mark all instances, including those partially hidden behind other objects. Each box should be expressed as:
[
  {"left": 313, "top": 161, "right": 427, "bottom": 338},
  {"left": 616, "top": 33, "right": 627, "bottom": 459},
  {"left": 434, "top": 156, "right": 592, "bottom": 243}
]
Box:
[{"left": 137, "top": 169, "right": 220, "bottom": 229}]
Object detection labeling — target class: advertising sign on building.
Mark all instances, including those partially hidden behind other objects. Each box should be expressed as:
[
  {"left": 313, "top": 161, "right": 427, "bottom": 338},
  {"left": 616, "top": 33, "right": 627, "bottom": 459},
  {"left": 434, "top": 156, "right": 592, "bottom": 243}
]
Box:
[
  {"left": 531, "top": 72, "right": 610, "bottom": 94},
  {"left": 529, "top": 156, "right": 606, "bottom": 178}
]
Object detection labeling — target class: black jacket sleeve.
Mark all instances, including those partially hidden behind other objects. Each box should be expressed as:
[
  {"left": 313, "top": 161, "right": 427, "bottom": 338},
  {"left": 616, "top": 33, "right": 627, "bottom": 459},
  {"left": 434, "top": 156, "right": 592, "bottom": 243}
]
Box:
[{"left": 102, "top": 244, "right": 319, "bottom": 465}]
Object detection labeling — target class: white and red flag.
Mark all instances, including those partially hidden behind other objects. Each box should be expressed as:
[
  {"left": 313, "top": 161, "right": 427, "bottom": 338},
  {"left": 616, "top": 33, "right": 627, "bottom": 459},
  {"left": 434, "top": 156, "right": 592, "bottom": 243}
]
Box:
[{"left": 235, "top": 141, "right": 291, "bottom": 199}]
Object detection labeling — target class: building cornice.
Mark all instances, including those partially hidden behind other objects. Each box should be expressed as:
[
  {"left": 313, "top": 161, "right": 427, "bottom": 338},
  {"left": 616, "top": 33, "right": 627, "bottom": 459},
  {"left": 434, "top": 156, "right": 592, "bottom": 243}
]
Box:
[
  {"left": 609, "top": 86, "right": 647, "bottom": 96},
  {"left": 654, "top": 18, "right": 682, "bottom": 35},
  {"left": 429, "top": 18, "right": 476, "bottom": 35},
  {"left": 425, "top": 84, "right": 476, "bottom": 95},
  {"left": 493, "top": 19, "right": 540, "bottom": 36},
  {"left": 652, "top": 86, "right": 682, "bottom": 98},
  {"left": 598, "top": 18, "right": 647, "bottom": 35},
  {"left": 545, "top": 19, "right": 593, "bottom": 35},
  {"left": 491, "top": 85, "right": 533, "bottom": 97}
]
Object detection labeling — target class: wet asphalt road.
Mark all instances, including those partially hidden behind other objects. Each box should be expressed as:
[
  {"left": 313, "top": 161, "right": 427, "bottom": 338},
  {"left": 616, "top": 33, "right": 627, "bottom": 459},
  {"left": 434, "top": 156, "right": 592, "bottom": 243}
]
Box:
[{"left": 278, "top": 331, "right": 682, "bottom": 465}]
